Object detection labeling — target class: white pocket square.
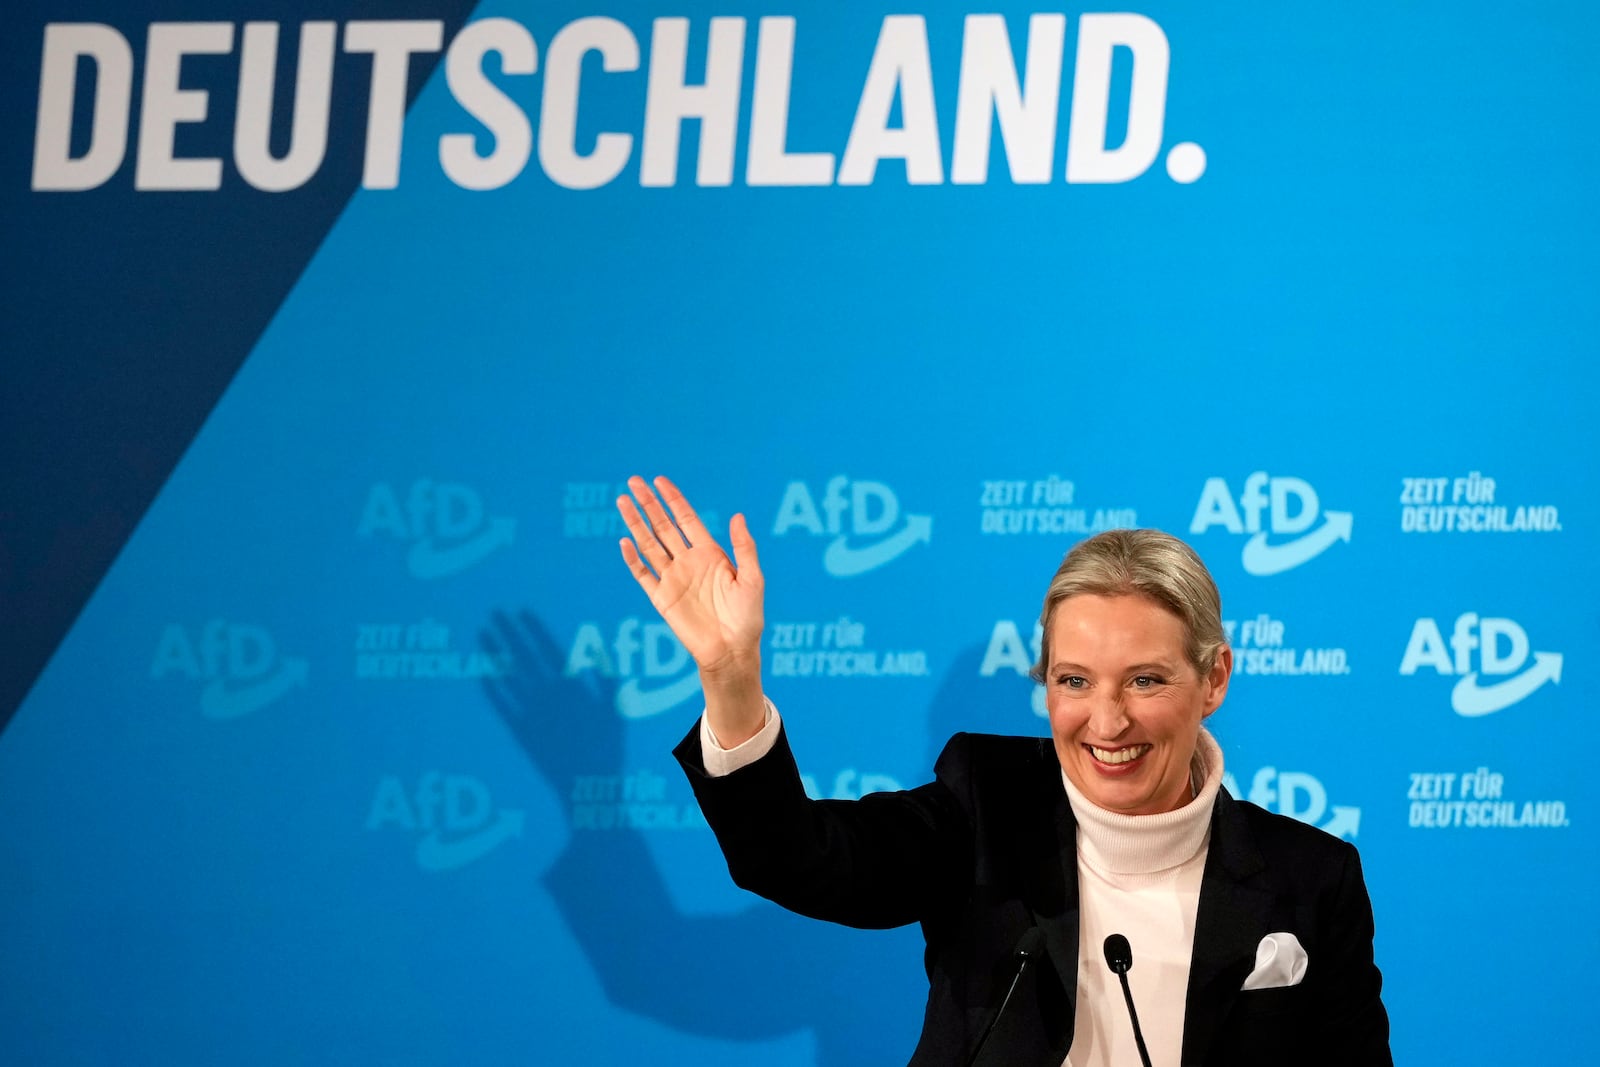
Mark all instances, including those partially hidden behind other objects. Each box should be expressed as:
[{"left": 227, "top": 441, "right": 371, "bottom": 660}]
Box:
[{"left": 1240, "top": 932, "right": 1309, "bottom": 990}]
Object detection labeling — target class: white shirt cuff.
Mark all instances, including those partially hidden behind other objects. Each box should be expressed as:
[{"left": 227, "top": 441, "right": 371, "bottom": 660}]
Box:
[{"left": 700, "top": 698, "right": 782, "bottom": 777}]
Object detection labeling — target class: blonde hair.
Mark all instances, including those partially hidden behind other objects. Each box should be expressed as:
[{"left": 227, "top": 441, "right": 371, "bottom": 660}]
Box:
[{"left": 1029, "top": 528, "right": 1226, "bottom": 683}]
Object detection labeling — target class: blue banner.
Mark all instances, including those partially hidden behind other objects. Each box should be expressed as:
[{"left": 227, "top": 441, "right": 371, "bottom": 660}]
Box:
[{"left": 3, "top": 3, "right": 1596, "bottom": 1064}]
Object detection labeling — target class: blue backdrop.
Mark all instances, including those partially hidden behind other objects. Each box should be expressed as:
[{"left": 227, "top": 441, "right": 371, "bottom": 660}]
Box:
[{"left": 3, "top": 2, "right": 1596, "bottom": 1063}]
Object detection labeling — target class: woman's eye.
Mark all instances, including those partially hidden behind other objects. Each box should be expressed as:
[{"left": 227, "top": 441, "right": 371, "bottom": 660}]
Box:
[
  {"left": 1058, "top": 675, "right": 1087, "bottom": 690},
  {"left": 1132, "top": 675, "right": 1164, "bottom": 688}
]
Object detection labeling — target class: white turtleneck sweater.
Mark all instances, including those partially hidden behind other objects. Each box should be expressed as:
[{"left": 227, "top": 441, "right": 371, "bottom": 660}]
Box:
[
  {"left": 700, "top": 708, "right": 1224, "bottom": 1067},
  {"left": 1059, "top": 728, "right": 1222, "bottom": 1067}
]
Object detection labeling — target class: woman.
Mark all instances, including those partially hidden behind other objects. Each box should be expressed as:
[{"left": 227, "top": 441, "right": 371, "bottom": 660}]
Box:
[{"left": 616, "top": 475, "right": 1391, "bottom": 1067}]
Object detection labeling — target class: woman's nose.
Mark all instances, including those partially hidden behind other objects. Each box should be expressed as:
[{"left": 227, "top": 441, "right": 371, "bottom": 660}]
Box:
[{"left": 1087, "top": 696, "right": 1130, "bottom": 738}]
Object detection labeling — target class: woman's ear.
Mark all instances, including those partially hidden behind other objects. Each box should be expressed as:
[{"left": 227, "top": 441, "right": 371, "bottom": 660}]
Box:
[{"left": 1201, "top": 645, "right": 1233, "bottom": 718}]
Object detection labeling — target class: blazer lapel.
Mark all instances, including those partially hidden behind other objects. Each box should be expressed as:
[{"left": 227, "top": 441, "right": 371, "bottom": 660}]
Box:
[
  {"left": 1180, "top": 789, "right": 1275, "bottom": 1067},
  {"left": 973, "top": 743, "right": 1081, "bottom": 1067},
  {"left": 1027, "top": 772, "right": 1081, "bottom": 1061}
]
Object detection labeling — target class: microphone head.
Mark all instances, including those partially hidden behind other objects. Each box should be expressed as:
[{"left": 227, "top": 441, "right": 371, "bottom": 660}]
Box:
[
  {"left": 1014, "top": 926, "right": 1046, "bottom": 961},
  {"left": 1103, "top": 933, "right": 1133, "bottom": 975}
]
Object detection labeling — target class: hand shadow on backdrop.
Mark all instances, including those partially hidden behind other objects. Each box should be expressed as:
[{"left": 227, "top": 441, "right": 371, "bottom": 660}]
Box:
[{"left": 481, "top": 611, "right": 1040, "bottom": 1065}]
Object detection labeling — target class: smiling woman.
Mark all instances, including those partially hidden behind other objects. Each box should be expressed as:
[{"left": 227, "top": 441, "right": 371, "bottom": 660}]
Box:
[
  {"left": 616, "top": 475, "right": 1391, "bottom": 1067},
  {"left": 1030, "top": 530, "right": 1233, "bottom": 818},
  {"left": 1046, "top": 592, "right": 1230, "bottom": 817}
]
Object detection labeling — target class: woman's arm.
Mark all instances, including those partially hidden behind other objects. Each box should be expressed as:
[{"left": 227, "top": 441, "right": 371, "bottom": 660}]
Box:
[
  {"left": 619, "top": 475, "right": 973, "bottom": 928},
  {"left": 675, "top": 719, "right": 974, "bottom": 929}
]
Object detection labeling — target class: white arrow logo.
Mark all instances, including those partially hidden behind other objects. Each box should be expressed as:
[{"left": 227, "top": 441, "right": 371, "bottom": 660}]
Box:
[
  {"left": 1240, "top": 511, "right": 1352, "bottom": 576},
  {"left": 823, "top": 514, "right": 933, "bottom": 577},
  {"left": 616, "top": 671, "right": 704, "bottom": 719},
  {"left": 407, "top": 517, "right": 516, "bottom": 579},
  {"left": 199, "top": 658, "right": 309, "bottom": 719},
  {"left": 1320, "top": 805, "right": 1361, "bottom": 840},
  {"left": 1451, "top": 652, "right": 1563, "bottom": 717},
  {"left": 414, "top": 809, "right": 524, "bottom": 871}
]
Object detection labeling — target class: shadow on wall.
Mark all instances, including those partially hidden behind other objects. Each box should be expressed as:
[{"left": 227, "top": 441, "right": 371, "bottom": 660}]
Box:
[{"left": 479, "top": 610, "right": 1042, "bottom": 1065}]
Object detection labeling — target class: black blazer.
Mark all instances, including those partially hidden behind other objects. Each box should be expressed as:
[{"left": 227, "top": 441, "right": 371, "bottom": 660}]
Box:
[{"left": 675, "top": 724, "right": 1392, "bottom": 1067}]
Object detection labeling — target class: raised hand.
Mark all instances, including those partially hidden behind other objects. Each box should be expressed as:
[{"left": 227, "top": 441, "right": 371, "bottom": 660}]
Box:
[{"left": 617, "top": 477, "right": 765, "bottom": 724}]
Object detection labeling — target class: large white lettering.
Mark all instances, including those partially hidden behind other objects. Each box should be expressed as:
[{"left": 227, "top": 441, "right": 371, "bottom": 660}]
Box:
[
  {"left": 33, "top": 23, "right": 134, "bottom": 191},
  {"left": 440, "top": 18, "right": 536, "bottom": 191},
  {"left": 951, "top": 14, "right": 1065, "bottom": 184},
  {"left": 33, "top": 12, "right": 1202, "bottom": 193},
  {"left": 746, "top": 17, "right": 834, "bottom": 186},
  {"left": 135, "top": 22, "right": 234, "bottom": 190},
  {"left": 839, "top": 16, "right": 943, "bottom": 186},
  {"left": 540, "top": 18, "right": 639, "bottom": 190},
  {"left": 235, "top": 21, "right": 335, "bottom": 192},
  {"left": 1064, "top": 13, "right": 1168, "bottom": 183},
  {"left": 344, "top": 20, "right": 444, "bottom": 189},
  {"left": 639, "top": 17, "right": 745, "bottom": 187}
]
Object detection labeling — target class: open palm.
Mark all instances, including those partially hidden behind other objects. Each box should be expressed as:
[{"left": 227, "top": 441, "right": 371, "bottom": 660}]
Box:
[{"left": 617, "top": 475, "right": 764, "bottom": 677}]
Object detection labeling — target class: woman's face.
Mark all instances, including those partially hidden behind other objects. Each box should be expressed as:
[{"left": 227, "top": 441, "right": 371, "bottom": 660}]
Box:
[{"left": 1045, "top": 593, "right": 1231, "bottom": 816}]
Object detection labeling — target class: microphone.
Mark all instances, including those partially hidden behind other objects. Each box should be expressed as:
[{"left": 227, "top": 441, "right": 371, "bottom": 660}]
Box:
[
  {"left": 965, "top": 926, "right": 1046, "bottom": 1067},
  {"left": 1103, "top": 934, "right": 1153, "bottom": 1067}
]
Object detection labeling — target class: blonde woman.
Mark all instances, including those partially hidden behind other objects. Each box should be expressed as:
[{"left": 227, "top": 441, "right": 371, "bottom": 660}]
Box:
[{"left": 617, "top": 475, "right": 1390, "bottom": 1067}]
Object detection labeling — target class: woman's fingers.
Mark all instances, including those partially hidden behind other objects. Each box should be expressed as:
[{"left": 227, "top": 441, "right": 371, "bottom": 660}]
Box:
[
  {"left": 654, "top": 475, "right": 710, "bottom": 545},
  {"left": 629, "top": 475, "right": 690, "bottom": 552},
  {"left": 618, "top": 537, "right": 659, "bottom": 593},
  {"left": 618, "top": 476, "right": 739, "bottom": 602},
  {"left": 617, "top": 493, "right": 673, "bottom": 573},
  {"left": 728, "top": 512, "right": 762, "bottom": 583}
]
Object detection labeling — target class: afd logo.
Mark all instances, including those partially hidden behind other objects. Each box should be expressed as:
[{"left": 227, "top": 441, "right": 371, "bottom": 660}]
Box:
[
  {"left": 1400, "top": 614, "right": 1563, "bottom": 717},
  {"left": 358, "top": 480, "right": 515, "bottom": 579},
  {"left": 150, "top": 621, "right": 307, "bottom": 718},
  {"left": 978, "top": 618, "right": 1048, "bottom": 718},
  {"left": 366, "top": 773, "right": 524, "bottom": 871},
  {"left": 565, "top": 618, "right": 703, "bottom": 720},
  {"left": 800, "top": 768, "right": 905, "bottom": 800},
  {"left": 1189, "top": 473, "right": 1352, "bottom": 575},
  {"left": 1223, "top": 767, "right": 1360, "bottom": 840},
  {"left": 774, "top": 477, "right": 931, "bottom": 577}
]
